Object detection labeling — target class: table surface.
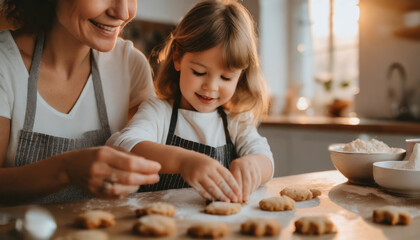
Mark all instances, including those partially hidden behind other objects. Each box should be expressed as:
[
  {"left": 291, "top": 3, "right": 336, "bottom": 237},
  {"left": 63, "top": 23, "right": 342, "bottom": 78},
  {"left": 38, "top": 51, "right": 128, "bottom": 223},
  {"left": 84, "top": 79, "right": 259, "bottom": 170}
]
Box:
[{"left": 2, "top": 170, "right": 420, "bottom": 239}]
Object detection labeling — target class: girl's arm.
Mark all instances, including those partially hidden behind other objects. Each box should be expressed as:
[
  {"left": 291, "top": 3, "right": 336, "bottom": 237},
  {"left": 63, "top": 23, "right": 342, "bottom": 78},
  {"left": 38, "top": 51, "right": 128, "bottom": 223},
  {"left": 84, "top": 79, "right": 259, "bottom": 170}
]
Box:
[
  {"left": 131, "top": 141, "right": 240, "bottom": 202},
  {"left": 0, "top": 117, "right": 161, "bottom": 204}
]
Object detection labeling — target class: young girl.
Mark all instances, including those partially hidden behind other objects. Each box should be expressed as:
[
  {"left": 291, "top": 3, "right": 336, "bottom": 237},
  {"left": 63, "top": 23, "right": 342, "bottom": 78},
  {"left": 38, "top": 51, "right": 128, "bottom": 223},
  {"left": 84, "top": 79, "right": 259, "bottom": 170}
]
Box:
[{"left": 108, "top": 0, "right": 274, "bottom": 203}]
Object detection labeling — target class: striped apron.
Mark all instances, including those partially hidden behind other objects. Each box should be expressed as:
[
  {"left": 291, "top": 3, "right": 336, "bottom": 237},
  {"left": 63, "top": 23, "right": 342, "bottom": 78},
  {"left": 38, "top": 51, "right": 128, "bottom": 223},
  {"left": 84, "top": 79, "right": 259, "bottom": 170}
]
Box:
[
  {"left": 14, "top": 34, "right": 111, "bottom": 203},
  {"left": 139, "top": 96, "right": 237, "bottom": 192}
]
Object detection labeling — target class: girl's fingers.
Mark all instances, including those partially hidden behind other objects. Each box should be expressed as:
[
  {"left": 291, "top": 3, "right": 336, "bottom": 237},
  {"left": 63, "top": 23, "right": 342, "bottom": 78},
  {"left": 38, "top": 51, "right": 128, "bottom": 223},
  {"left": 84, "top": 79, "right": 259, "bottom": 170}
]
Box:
[
  {"left": 200, "top": 177, "right": 230, "bottom": 202},
  {"left": 217, "top": 167, "right": 240, "bottom": 196},
  {"left": 211, "top": 171, "right": 238, "bottom": 202},
  {"left": 191, "top": 182, "right": 213, "bottom": 201},
  {"left": 242, "top": 170, "right": 252, "bottom": 202},
  {"left": 231, "top": 168, "right": 243, "bottom": 203}
]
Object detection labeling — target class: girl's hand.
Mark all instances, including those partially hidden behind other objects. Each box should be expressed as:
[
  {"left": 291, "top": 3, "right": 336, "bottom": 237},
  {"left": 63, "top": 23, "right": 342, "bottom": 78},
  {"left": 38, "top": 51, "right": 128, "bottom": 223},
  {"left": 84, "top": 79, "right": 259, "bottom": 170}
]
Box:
[
  {"left": 63, "top": 146, "right": 161, "bottom": 198},
  {"left": 180, "top": 155, "right": 240, "bottom": 202},
  {"left": 230, "top": 155, "right": 263, "bottom": 203}
]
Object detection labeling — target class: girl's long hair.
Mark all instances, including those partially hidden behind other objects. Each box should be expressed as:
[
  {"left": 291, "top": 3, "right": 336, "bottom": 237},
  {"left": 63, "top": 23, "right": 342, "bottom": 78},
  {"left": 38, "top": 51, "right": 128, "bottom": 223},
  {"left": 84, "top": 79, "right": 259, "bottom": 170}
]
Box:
[{"left": 154, "top": 0, "right": 268, "bottom": 122}]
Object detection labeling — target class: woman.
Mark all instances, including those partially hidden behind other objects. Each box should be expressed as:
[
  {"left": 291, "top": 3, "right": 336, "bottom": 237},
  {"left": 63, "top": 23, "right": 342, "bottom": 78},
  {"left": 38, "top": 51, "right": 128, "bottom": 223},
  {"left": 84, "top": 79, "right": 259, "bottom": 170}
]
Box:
[{"left": 0, "top": 0, "right": 161, "bottom": 204}]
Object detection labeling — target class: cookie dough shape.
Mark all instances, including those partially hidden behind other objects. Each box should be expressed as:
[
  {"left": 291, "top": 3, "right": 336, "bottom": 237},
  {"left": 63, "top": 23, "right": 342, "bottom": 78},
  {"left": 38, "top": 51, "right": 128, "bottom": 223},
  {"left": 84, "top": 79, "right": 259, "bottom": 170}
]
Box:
[
  {"left": 55, "top": 230, "right": 108, "bottom": 240},
  {"left": 280, "top": 187, "right": 321, "bottom": 201},
  {"left": 294, "top": 216, "right": 336, "bottom": 235},
  {"left": 241, "top": 218, "right": 281, "bottom": 237},
  {"left": 187, "top": 222, "right": 229, "bottom": 238},
  {"left": 259, "top": 196, "right": 295, "bottom": 211},
  {"left": 205, "top": 201, "right": 241, "bottom": 215},
  {"left": 75, "top": 210, "right": 115, "bottom": 229},
  {"left": 132, "top": 215, "right": 176, "bottom": 237},
  {"left": 373, "top": 206, "right": 412, "bottom": 225},
  {"left": 135, "top": 202, "right": 176, "bottom": 217}
]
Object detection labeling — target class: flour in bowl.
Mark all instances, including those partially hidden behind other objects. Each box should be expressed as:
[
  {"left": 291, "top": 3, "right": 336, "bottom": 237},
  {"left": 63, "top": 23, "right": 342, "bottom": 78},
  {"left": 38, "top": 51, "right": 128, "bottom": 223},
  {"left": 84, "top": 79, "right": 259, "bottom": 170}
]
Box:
[
  {"left": 398, "top": 143, "right": 420, "bottom": 170},
  {"left": 342, "top": 139, "right": 397, "bottom": 153}
]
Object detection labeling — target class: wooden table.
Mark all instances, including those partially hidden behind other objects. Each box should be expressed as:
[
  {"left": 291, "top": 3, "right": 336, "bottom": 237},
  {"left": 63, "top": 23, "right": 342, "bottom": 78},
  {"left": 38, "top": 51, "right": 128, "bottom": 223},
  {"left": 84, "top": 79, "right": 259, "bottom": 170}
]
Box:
[{"left": 2, "top": 170, "right": 420, "bottom": 239}]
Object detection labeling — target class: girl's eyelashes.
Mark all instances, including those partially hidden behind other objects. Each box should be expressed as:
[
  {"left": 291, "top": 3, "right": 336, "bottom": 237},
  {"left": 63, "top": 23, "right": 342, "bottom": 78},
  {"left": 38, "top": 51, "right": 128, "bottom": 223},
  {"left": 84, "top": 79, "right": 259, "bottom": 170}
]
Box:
[
  {"left": 192, "top": 69, "right": 206, "bottom": 76},
  {"left": 192, "top": 69, "right": 232, "bottom": 81},
  {"left": 221, "top": 76, "right": 231, "bottom": 81}
]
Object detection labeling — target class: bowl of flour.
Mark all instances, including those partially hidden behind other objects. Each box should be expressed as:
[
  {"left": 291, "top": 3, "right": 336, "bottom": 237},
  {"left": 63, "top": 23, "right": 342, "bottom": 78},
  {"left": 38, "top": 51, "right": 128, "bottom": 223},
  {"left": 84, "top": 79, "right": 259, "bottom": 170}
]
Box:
[
  {"left": 329, "top": 139, "right": 405, "bottom": 185},
  {"left": 373, "top": 143, "right": 420, "bottom": 197}
]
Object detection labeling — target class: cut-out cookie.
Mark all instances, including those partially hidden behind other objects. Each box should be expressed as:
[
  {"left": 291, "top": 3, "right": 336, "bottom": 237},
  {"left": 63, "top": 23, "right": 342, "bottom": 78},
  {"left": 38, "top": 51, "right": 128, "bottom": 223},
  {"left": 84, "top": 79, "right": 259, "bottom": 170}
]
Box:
[
  {"left": 241, "top": 218, "right": 281, "bottom": 236},
  {"left": 75, "top": 210, "right": 115, "bottom": 229},
  {"left": 205, "top": 201, "right": 241, "bottom": 215},
  {"left": 294, "top": 216, "right": 336, "bottom": 235},
  {"left": 187, "top": 222, "right": 229, "bottom": 238},
  {"left": 280, "top": 187, "right": 321, "bottom": 201},
  {"left": 373, "top": 206, "right": 411, "bottom": 225},
  {"left": 132, "top": 215, "right": 176, "bottom": 237},
  {"left": 259, "top": 196, "right": 295, "bottom": 211},
  {"left": 135, "top": 202, "right": 176, "bottom": 217}
]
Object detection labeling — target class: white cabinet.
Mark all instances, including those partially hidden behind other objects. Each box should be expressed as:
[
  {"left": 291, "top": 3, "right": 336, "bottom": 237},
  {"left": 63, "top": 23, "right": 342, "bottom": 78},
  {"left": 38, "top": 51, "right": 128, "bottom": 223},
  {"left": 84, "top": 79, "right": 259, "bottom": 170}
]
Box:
[{"left": 258, "top": 126, "right": 417, "bottom": 177}]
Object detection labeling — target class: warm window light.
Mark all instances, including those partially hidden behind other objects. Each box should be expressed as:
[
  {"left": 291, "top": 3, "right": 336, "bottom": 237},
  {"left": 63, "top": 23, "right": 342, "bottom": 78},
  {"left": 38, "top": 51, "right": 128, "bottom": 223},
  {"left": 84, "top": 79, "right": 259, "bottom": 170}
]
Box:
[
  {"left": 333, "top": 0, "right": 360, "bottom": 39},
  {"left": 297, "top": 97, "right": 310, "bottom": 111}
]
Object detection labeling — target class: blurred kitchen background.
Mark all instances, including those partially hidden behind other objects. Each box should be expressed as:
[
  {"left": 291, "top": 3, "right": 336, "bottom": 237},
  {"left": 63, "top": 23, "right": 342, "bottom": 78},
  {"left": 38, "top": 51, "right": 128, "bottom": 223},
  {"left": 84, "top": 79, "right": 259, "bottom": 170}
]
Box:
[
  {"left": 128, "top": 0, "right": 420, "bottom": 120},
  {"left": 126, "top": 0, "right": 420, "bottom": 177}
]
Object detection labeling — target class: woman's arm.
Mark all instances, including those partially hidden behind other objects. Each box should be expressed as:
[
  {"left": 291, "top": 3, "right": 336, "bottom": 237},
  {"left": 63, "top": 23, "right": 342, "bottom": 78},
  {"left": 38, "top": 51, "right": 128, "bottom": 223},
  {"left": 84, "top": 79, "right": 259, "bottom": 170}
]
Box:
[
  {"left": 131, "top": 141, "right": 239, "bottom": 202},
  {"left": 0, "top": 117, "right": 161, "bottom": 204}
]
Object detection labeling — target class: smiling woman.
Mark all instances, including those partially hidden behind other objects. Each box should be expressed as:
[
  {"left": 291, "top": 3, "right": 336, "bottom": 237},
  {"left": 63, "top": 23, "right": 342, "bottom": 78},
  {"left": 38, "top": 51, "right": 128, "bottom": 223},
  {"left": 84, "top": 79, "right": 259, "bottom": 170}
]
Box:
[{"left": 0, "top": 0, "right": 162, "bottom": 205}]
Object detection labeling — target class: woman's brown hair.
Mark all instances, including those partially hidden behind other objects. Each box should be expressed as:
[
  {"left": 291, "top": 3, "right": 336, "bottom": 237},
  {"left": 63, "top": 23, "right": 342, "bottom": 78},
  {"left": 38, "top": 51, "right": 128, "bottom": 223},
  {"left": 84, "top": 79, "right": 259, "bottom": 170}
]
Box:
[
  {"left": 154, "top": 0, "right": 268, "bottom": 122},
  {"left": 1, "top": 0, "right": 57, "bottom": 33}
]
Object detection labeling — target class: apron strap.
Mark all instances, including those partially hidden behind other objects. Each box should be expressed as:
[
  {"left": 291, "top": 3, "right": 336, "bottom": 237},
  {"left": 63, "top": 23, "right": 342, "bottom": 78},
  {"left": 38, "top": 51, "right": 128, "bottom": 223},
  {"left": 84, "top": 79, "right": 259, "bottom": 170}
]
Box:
[
  {"left": 217, "top": 107, "right": 234, "bottom": 146},
  {"left": 22, "top": 33, "right": 45, "bottom": 131},
  {"left": 90, "top": 52, "right": 111, "bottom": 133},
  {"left": 165, "top": 95, "right": 181, "bottom": 145}
]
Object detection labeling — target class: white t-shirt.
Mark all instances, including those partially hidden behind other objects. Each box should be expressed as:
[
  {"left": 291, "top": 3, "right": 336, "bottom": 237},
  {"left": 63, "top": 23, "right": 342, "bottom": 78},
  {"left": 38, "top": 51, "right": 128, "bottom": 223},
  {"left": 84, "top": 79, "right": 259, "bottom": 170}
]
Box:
[
  {"left": 0, "top": 30, "right": 154, "bottom": 167},
  {"left": 107, "top": 97, "right": 274, "bottom": 174}
]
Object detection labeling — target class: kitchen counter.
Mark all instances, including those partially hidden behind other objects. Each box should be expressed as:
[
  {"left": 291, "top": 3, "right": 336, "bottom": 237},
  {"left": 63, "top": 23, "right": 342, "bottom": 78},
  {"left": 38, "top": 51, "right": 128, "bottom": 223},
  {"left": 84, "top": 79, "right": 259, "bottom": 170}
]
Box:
[
  {"left": 2, "top": 170, "right": 420, "bottom": 239},
  {"left": 261, "top": 115, "right": 420, "bottom": 135}
]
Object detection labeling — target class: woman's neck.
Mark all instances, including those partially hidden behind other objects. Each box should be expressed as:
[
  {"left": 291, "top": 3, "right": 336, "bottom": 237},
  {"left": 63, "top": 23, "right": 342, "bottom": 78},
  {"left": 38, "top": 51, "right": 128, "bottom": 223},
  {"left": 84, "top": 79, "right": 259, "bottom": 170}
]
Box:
[{"left": 42, "top": 21, "right": 91, "bottom": 79}]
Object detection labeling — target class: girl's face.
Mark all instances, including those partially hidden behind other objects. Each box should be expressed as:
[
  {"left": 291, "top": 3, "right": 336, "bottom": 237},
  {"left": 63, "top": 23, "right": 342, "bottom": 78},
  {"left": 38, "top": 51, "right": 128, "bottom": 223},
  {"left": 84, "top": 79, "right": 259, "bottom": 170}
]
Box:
[
  {"left": 174, "top": 45, "right": 242, "bottom": 113},
  {"left": 56, "top": 0, "right": 137, "bottom": 52}
]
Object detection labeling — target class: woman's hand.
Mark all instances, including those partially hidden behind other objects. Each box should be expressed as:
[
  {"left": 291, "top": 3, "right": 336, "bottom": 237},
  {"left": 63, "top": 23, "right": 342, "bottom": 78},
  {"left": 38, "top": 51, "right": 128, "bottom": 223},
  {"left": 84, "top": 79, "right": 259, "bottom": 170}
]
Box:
[
  {"left": 229, "top": 155, "right": 263, "bottom": 203},
  {"left": 180, "top": 154, "right": 240, "bottom": 202},
  {"left": 63, "top": 146, "right": 161, "bottom": 198}
]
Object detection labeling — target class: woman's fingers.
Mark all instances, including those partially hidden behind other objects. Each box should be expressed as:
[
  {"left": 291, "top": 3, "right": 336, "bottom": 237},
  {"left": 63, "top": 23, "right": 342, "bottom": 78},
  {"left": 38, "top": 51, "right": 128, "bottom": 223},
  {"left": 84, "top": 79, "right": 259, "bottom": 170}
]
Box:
[{"left": 99, "top": 147, "right": 161, "bottom": 174}]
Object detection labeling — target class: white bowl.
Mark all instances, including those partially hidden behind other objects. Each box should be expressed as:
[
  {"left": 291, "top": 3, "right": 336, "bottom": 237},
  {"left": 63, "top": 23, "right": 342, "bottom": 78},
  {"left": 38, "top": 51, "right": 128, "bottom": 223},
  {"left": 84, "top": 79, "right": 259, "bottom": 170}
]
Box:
[
  {"left": 328, "top": 144, "right": 406, "bottom": 185},
  {"left": 373, "top": 161, "right": 420, "bottom": 197}
]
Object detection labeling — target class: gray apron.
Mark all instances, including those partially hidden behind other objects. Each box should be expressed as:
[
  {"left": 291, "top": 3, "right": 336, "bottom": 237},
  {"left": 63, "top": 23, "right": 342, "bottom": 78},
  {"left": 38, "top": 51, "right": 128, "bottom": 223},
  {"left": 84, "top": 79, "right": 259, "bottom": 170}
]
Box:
[
  {"left": 14, "top": 34, "right": 111, "bottom": 203},
  {"left": 139, "top": 96, "right": 237, "bottom": 192}
]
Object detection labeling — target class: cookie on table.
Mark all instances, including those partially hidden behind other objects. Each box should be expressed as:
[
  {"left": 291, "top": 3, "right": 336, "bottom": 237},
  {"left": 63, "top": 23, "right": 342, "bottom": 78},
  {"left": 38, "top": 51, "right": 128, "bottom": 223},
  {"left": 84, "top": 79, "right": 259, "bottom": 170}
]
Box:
[
  {"left": 55, "top": 230, "right": 108, "bottom": 240},
  {"left": 187, "top": 222, "right": 229, "bottom": 238},
  {"left": 294, "top": 215, "right": 336, "bottom": 235},
  {"left": 75, "top": 210, "right": 115, "bottom": 229},
  {"left": 280, "top": 187, "right": 321, "bottom": 201},
  {"left": 259, "top": 196, "right": 295, "bottom": 211},
  {"left": 241, "top": 218, "right": 281, "bottom": 237},
  {"left": 205, "top": 201, "right": 241, "bottom": 215},
  {"left": 135, "top": 202, "right": 176, "bottom": 217},
  {"left": 132, "top": 215, "right": 176, "bottom": 237},
  {"left": 373, "top": 206, "right": 411, "bottom": 225}
]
